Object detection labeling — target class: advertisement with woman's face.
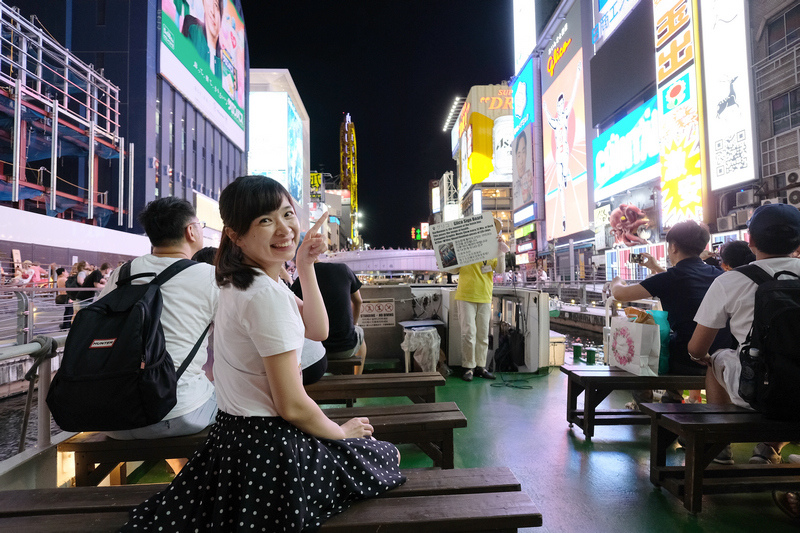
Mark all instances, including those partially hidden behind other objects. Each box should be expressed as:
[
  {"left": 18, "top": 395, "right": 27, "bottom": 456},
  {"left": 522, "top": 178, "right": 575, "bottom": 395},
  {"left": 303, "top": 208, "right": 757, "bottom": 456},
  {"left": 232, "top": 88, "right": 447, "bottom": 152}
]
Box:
[
  {"left": 159, "top": 0, "right": 246, "bottom": 149},
  {"left": 512, "top": 127, "right": 534, "bottom": 210}
]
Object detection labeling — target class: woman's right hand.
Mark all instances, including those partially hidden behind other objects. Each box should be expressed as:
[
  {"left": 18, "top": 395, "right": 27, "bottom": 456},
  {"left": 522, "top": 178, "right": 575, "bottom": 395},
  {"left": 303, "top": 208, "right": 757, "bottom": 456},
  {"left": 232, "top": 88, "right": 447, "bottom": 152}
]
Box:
[{"left": 340, "top": 417, "right": 373, "bottom": 438}]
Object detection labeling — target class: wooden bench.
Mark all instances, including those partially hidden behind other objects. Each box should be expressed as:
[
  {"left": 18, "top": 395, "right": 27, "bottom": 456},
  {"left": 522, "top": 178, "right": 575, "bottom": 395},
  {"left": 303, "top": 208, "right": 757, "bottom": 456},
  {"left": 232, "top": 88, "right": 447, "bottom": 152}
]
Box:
[
  {"left": 560, "top": 364, "right": 706, "bottom": 440},
  {"left": 324, "top": 355, "right": 362, "bottom": 374},
  {"left": 640, "top": 402, "right": 800, "bottom": 513},
  {"left": 0, "top": 467, "right": 543, "bottom": 531},
  {"left": 306, "top": 371, "right": 445, "bottom": 405},
  {"left": 59, "top": 401, "right": 467, "bottom": 485}
]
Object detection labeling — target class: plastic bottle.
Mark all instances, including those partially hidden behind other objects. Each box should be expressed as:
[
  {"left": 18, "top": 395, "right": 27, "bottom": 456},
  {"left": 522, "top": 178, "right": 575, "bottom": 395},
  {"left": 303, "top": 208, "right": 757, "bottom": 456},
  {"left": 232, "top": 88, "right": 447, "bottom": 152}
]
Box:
[{"left": 739, "top": 346, "right": 761, "bottom": 402}]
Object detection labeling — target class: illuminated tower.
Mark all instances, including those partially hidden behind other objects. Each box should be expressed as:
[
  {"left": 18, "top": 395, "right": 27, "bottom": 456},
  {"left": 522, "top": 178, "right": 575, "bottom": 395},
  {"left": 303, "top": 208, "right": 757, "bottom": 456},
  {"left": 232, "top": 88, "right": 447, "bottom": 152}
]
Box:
[{"left": 339, "top": 113, "right": 359, "bottom": 244}]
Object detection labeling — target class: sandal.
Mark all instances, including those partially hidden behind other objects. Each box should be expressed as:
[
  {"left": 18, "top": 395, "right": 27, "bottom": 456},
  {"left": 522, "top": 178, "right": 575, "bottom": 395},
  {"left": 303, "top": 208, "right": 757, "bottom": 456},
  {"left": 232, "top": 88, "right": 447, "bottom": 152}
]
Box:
[{"left": 773, "top": 491, "right": 800, "bottom": 520}]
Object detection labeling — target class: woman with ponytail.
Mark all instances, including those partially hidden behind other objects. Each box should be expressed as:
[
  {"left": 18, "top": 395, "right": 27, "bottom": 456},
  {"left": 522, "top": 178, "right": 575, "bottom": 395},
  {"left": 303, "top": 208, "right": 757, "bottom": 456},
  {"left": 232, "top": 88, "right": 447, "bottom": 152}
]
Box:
[{"left": 121, "top": 176, "right": 404, "bottom": 532}]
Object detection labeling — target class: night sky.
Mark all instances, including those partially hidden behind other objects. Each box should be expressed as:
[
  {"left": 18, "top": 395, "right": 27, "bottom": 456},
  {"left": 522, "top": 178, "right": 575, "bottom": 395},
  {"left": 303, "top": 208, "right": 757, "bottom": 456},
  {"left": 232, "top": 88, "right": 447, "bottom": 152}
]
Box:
[{"left": 240, "top": 1, "right": 514, "bottom": 248}]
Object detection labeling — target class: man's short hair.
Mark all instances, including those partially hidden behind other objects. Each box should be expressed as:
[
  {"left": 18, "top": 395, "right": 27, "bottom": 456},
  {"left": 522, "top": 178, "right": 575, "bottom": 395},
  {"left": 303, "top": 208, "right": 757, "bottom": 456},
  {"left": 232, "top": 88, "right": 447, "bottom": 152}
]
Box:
[
  {"left": 665, "top": 220, "right": 710, "bottom": 257},
  {"left": 138, "top": 197, "right": 196, "bottom": 247},
  {"left": 748, "top": 203, "right": 800, "bottom": 255},
  {"left": 56, "top": 267, "right": 65, "bottom": 276},
  {"left": 719, "top": 240, "right": 755, "bottom": 268}
]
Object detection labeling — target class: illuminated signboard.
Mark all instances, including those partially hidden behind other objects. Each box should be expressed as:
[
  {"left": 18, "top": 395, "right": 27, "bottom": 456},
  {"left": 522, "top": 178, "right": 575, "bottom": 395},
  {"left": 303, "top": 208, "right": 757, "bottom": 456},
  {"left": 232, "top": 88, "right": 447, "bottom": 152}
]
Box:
[
  {"left": 513, "top": 58, "right": 536, "bottom": 137},
  {"left": 473, "top": 189, "right": 483, "bottom": 214},
  {"left": 431, "top": 186, "right": 441, "bottom": 214},
  {"left": 286, "top": 97, "right": 303, "bottom": 203},
  {"left": 512, "top": 124, "right": 534, "bottom": 210},
  {"left": 514, "top": 221, "right": 535, "bottom": 239},
  {"left": 593, "top": 0, "right": 643, "bottom": 51},
  {"left": 329, "top": 215, "right": 341, "bottom": 225},
  {"left": 593, "top": 96, "right": 660, "bottom": 201},
  {"left": 248, "top": 92, "right": 289, "bottom": 188},
  {"left": 541, "top": 1, "right": 589, "bottom": 241},
  {"left": 513, "top": 0, "right": 537, "bottom": 75},
  {"left": 699, "top": 0, "right": 756, "bottom": 191},
  {"left": 653, "top": 0, "right": 705, "bottom": 227},
  {"left": 310, "top": 172, "right": 322, "bottom": 202},
  {"left": 159, "top": 0, "right": 246, "bottom": 150},
  {"left": 485, "top": 115, "right": 513, "bottom": 184},
  {"left": 421, "top": 222, "right": 429, "bottom": 239},
  {"left": 513, "top": 203, "right": 537, "bottom": 226},
  {"left": 517, "top": 241, "right": 534, "bottom": 253}
]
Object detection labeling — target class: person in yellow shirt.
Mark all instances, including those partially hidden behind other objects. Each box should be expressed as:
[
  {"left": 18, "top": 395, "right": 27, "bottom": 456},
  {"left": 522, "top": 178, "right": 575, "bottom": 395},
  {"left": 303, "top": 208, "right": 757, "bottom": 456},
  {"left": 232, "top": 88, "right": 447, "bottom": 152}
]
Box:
[{"left": 454, "top": 219, "right": 509, "bottom": 381}]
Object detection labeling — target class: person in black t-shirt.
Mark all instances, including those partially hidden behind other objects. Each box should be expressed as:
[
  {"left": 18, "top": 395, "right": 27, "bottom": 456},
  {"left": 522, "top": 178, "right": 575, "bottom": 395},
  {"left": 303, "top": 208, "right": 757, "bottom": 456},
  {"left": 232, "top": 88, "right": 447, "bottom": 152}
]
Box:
[
  {"left": 80, "top": 262, "right": 111, "bottom": 301},
  {"left": 292, "top": 261, "right": 366, "bottom": 376},
  {"left": 608, "top": 220, "right": 732, "bottom": 404}
]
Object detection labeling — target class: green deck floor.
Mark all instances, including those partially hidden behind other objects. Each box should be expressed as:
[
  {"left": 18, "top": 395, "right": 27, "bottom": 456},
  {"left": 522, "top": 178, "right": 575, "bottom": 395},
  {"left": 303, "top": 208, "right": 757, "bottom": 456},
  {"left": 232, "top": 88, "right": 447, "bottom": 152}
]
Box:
[{"left": 132, "top": 365, "right": 800, "bottom": 532}]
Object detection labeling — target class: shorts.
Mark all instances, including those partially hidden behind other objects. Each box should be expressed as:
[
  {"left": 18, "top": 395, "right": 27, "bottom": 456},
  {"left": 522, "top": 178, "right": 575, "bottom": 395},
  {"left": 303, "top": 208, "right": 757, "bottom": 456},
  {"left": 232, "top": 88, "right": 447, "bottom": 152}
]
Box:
[
  {"left": 104, "top": 391, "right": 218, "bottom": 440},
  {"left": 709, "top": 348, "right": 753, "bottom": 409},
  {"left": 326, "top": 326, "right": 365, "bottom": 360}
]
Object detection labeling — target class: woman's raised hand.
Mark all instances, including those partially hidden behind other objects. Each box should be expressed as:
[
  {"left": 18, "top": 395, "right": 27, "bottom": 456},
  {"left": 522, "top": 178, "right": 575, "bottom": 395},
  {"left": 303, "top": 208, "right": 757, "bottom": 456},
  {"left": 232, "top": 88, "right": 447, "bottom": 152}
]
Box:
[
  {"left": 296, "top": 213, "right": 328, "bottom": 268},
  {"left": 340, "top": 417, "right": 374, "bottom": 438}
]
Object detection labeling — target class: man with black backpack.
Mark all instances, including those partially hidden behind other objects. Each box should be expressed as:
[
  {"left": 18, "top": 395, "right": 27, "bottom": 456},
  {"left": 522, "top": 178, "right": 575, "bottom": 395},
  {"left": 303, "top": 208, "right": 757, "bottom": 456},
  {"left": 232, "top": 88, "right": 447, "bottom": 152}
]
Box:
[
  {"left": 96, "top": 198, "right": 218, "bottom": 448},
  {"left": 688, "top": 204, "right": 800, "bottom": 503}
]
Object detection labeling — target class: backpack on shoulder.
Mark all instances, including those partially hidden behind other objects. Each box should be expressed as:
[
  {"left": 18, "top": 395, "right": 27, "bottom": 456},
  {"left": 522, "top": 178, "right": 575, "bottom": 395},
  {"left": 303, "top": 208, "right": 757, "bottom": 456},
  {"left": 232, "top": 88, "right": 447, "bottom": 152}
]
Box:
[
  {"left": 736, "top": 264, "right": 800, "bottom": 421},
  {"left": 64, "top": 275, "right": 80, "bottom": 300},
  {"left": 47, "top": 259, "right": 210, "bottom": 432}
]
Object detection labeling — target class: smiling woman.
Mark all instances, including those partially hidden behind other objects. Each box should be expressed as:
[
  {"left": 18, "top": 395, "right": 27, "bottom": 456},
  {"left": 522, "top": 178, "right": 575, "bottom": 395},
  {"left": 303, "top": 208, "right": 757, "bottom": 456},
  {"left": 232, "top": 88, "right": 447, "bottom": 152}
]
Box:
[{"left": 118, "top": 175, "right": 406, "bottom": 531}]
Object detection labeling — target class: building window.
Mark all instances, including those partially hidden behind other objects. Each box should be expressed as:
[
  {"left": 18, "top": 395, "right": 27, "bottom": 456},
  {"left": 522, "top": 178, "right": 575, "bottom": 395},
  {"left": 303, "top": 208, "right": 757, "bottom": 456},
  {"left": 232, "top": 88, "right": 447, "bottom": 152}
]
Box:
[
  {"left": 768, "top": 4, "right": 800, "bottom": 56},
  {"left": 771, "top": 88, "right": 800, "bottom": 135}
]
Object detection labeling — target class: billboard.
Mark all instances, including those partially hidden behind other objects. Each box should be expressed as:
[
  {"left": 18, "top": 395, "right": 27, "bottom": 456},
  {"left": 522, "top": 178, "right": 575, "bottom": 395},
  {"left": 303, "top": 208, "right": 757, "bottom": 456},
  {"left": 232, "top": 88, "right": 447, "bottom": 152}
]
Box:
[
  {"left": 513, "top": 0, "right": 537, "bottom": 75},
  {"left": 699, "top": 0, "right": 756, "bottom": 191},
  {"left": 513, "top": 57, "right": 536, "bottom": 138},
  {"left": 541, "top": 2, "right": 588, "bottom": 241},
  {"left": 512, "top": 124, "right": 534, "bottom": 210},
  {"left": 653, "top": 0, "right": 705, "bottom": 228},
  {"left": 248, "top": 92, "right": 303, "bottom": 204},
  {"left": 160, "top": 0, "right": 246, "bottom": 150},
  {"left": 593, "top": 96, "right": 660, "bottom": 201},
  {"left": 593, "top": 0, "right": 643, "bottom": 51}
]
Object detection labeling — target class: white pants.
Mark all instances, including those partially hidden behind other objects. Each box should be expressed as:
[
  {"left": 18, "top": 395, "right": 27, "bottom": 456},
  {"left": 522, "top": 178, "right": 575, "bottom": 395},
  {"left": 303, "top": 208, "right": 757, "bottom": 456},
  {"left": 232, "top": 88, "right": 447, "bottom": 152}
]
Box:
[{"left": 458, "top": 300, "right": 491, "bottom": 370}]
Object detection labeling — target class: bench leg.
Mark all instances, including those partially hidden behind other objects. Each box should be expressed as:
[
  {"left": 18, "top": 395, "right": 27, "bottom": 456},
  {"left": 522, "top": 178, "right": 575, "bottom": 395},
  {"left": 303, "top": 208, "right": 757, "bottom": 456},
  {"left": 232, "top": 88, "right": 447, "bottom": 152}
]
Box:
[
  {"left": 649, "top": 420, "right": 676, "bottom": 487},
  {"left": 582, "top": 387, "right": 613, "bottom": 441},
  {"left": 566, "top": 376, "right": 584, "bottom": 429},
  {"left": 684, "top": 432, "right": 710, "bottom": 514},
  {"left": 73, "top": 453, "right": 121, "bottom": 487}
]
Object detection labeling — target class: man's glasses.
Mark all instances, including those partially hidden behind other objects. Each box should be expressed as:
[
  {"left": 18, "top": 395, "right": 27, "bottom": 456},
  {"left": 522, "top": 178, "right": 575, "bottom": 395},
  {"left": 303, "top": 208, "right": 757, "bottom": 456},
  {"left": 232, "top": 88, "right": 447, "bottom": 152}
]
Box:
[{"left": 186, "top": 221, "right": 206, "bottom": 230}]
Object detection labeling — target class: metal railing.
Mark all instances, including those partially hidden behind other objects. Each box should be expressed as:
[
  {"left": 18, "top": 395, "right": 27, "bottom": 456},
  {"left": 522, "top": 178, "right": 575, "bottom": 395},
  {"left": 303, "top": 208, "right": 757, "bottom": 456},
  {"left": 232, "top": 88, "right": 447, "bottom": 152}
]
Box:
[
  {"left": 0, "top": 286, "right": 97, "bottom": 348},
  {"left": 0, "top": 334, "right": 65, "bottom": 453}
]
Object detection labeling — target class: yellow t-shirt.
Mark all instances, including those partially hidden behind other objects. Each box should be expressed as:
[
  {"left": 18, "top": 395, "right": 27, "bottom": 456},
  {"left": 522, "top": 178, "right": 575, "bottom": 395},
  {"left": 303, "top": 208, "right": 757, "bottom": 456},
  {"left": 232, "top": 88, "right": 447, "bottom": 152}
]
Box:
[{"left": 454, "top": 258, "right": 498, "bottom": 304}]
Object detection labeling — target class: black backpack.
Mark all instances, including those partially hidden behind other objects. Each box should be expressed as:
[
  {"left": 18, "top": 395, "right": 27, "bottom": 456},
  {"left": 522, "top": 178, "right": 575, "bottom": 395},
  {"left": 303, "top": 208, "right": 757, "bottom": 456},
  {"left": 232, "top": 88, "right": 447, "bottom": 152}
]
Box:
[
  {"left": 47, "top": 259, "right": 211, "bottom": 431},
  {"left": 736, "top": 264, "right": 800, "bottom": 421},
  {"left": 65, "top": 275, "right": 80, "bottom": 300}
]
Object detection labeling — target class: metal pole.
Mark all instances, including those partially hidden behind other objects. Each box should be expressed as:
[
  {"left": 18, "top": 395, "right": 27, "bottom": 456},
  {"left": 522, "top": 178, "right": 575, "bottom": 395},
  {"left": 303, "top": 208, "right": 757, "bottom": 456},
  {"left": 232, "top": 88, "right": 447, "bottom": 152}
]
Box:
[
  {"left": 117, "top": 136, "right": 124, "bottom": 226},
  {"left": 37, "top": 357, "right": 52, "bottom": 449},
  {"left": 12, "top": 78, "right": 21, "bottom": 202},
  {"left": 50, "top": 101, "right": 59, "bottom": 212},
  {"left": 88, "top": 120, "right": 95, "bottom": 219},
  {"left": 128, "top": 142, "right": 134, "bottom": 228}
]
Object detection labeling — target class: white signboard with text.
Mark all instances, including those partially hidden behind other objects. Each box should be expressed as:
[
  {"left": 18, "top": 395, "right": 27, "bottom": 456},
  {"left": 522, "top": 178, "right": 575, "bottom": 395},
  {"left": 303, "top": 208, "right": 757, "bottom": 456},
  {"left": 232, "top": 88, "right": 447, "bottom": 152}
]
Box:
[
  {"left": 360, "top": 299, "right": 396, "bottom": 328},
  {"left": 430, "top": 212, "right": 499, "bottom": 271}
]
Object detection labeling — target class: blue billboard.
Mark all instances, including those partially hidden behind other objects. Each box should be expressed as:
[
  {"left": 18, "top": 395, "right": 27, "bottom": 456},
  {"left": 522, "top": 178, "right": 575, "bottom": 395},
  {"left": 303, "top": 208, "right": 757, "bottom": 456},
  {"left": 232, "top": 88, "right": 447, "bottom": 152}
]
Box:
[
  {"left": 512, "top": 57, "right": 535, "bottom": 138},
  {"left": 593, "top": 96, "right": 660, "bottom": 201}
]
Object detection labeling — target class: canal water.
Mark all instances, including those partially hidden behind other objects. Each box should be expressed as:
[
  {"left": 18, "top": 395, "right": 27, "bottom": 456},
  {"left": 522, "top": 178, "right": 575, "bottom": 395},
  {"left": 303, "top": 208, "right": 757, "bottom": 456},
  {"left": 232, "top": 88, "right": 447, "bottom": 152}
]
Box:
[{"left": 0, "top": 391, "right": 62, "bottom": 461}]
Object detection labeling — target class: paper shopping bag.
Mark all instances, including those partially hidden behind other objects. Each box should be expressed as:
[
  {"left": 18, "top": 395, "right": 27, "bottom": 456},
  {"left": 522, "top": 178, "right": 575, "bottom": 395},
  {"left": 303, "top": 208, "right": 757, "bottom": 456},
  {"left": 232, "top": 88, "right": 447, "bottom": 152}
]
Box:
[{"left": 609, "top": 317, "right": 660, "bottom": 376}]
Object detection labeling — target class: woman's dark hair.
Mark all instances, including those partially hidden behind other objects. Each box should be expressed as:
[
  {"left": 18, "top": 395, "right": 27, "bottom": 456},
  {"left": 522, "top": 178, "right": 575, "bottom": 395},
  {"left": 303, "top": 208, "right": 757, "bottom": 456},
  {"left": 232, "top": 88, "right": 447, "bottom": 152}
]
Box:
[
  {"left": 665, "top": 220, "right": 710, "bottom": 257},
  {"left": 216, "top": 176, "right": 293, "bottom": 290},
  {"left": 719, "top": 240, "right": 755, "bottom": 268}
]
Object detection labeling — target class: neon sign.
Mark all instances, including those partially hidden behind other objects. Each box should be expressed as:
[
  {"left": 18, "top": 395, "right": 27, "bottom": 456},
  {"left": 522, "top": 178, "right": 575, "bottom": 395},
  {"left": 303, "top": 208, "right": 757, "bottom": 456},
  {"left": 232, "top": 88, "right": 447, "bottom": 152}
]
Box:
[{"left": 547, "top": 38, "right": 572, "bottom": 76}]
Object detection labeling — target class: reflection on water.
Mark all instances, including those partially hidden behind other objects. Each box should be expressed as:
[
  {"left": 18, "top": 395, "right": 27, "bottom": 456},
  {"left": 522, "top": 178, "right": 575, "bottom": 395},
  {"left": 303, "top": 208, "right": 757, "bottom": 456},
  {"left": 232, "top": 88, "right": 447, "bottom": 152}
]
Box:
[{"left": 0, "top": 391, "right": 62, "bottom": 461}]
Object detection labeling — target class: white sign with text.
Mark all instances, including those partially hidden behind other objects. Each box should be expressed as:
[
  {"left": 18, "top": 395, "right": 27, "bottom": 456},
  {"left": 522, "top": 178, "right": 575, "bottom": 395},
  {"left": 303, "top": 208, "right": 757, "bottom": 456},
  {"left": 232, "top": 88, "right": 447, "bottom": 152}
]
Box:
[{"left": 430, "top": 212, "right": 499, "bottom": 271}]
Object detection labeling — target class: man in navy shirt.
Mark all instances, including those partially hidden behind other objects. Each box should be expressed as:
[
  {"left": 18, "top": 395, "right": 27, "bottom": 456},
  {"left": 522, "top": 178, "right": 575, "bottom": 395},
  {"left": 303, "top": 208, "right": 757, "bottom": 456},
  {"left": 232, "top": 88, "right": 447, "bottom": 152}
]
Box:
[{"left": 609, "top": 220, "right": 731, "bottom": 383}]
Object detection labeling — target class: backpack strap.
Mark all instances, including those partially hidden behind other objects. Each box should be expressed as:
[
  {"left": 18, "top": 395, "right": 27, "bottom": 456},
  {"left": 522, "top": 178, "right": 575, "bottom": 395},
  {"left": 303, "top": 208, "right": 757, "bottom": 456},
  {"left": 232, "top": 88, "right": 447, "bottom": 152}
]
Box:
[
  {"left": 735, "top": 264, "right": 773, "bottom": 285},
  {"left": 176, "top": 323, "right": 212, "bottom": 380}
]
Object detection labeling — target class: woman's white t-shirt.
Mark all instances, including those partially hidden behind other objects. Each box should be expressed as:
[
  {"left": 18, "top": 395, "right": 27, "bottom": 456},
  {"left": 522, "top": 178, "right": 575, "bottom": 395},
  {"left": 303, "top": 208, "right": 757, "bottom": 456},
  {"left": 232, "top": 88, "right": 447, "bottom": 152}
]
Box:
[{"left": 214, "top": 271, "right": 305, "bottom": 417}]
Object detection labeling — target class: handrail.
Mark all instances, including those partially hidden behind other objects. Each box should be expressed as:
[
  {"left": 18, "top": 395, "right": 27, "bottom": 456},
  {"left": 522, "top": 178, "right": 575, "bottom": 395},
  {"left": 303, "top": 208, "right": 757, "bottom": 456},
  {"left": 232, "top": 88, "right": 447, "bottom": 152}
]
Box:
[{"left": 0, "top": 334, "right": 66, "bottom": 452}]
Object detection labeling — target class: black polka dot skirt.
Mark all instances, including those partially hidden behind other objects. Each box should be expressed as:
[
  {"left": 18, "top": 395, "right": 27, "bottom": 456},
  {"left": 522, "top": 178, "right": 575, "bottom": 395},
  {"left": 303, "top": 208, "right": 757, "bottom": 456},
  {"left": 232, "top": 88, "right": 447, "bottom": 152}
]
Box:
[{"left": 119, "top": 411, "right": 406, "bottom": 532}]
